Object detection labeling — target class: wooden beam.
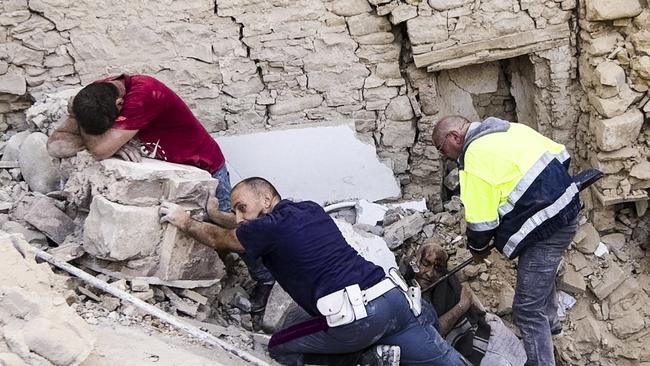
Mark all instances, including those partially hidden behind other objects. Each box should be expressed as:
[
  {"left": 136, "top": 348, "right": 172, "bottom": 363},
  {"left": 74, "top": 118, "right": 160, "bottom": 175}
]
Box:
[
  {"left": 591, "top": 186, "right": 649, "bottom": 206},
  {"left": 413, "top": 23, "right": 571, "bottom": 70}
]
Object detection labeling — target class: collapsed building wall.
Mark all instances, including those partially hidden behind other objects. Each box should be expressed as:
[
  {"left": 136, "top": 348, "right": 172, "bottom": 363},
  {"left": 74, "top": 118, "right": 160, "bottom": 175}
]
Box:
[{"left": 1, "top": 0, "right": 588, "bottom": 208}]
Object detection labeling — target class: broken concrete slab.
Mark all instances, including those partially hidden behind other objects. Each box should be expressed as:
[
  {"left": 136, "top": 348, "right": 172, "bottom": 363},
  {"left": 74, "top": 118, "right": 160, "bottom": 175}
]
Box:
[
  {"left": 383, "top": 212, "right": 425, "bottom": 249},
  {"left": 24, "top": 196, "right": 76, "bottom": 245},
  {"left": 336, "top": 219, "right": 397, "bottom": 274},
  {"left": 216, "top": 124, "right": 400, "bottom": 204},
  {"left": 18, "top": 132, "right": 62, "bottom": 194},
  {"left": 83, "top": 195, "right": 161, "bottom": 261}
]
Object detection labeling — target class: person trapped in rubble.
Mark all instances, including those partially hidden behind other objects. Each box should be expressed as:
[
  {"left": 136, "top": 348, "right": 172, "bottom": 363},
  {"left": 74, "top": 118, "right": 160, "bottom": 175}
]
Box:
[
  {"left": 45, "top": 74, "right": 276, "bottom": 313},
  {"left": 158, "top": 176, "right": 470, "bottom": 366},
  {"left": 406, "top": 240, "right": 526, "bottom": 366},
  {"left": 431, "top": 115, "right": 580, "bottom": 366}
]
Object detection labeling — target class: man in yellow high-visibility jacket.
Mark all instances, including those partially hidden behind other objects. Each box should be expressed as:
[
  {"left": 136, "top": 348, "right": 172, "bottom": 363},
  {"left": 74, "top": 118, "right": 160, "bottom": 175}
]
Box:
[{"left": 432, "top": 115, "right": 580, "bottom": 366}]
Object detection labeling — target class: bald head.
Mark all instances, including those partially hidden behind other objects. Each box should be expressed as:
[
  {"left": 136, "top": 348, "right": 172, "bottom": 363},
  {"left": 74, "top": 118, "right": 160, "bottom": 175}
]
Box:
[
  {"left": 431, "top": 115, "right": 471, "bottom": 160},
  {"left": 232, "top": 177, "right": 280, "bottom": 200},
  {"left": 231, "top": 177, "right": 282, "bottom": 224}
]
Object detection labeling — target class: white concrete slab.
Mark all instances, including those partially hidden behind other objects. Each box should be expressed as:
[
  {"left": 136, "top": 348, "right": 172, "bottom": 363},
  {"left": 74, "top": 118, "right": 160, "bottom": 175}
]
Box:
[{"left": 215, "top": 124, "right": 401, "bottom": 204}]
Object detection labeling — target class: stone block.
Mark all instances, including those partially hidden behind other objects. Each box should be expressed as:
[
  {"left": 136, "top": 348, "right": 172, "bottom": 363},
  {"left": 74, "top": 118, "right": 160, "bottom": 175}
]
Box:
[
  {"left": 585, "top": 0, "right": 642, "bottom": 21},
  {"left": 496, "top": 285, "right": 515, "bottom": 316},
  {"left": 1, "top": 221, "right": 47, "bottom": 246},
  {"left": 584, "top": 32, "right": 621, "bottom": 56},
  {"left": 612, "top": 311, "right": 644, "bottom": 338},
  {"left": 385, "top": 96, "right": 414, "bottom": 121},
  {"left": 330, "top": 0, "right": 371, "bottom": 16},
  {"left": 592, "top": 110, "right": 644, "bottom": 152},
  {"left": 574, "top": 222, "right": 600, "bottom": 254},
  {"left": 381, "top": 120, "right": 416, "bottom": 148},
  {"left": 589, "top": 85, "right": 641, "bottom": 118},
  {"left": 389, "top": 4, "right": 418, "bottom": 24},
  {"left": 594, "top": 61, "right": 626, "bottom": 88},
  {"left": 156, "top": 225, "right": 225, "bottom": 281},
  {"left": 589, "top": 262, "right": 626, "bottom": 300},
  {"left": 406, "top": 15, "right": 448, "bottom": 45},
  {"left": 24, "top": 196, "right": 76, "bottom": 245},
  {"left": 18, "top": 132, "right": 62, "bottom": 194},
  {"left": 355, "top": 32, "right": 395, "bottom": 45},
  {"left": 383, "top": 212, "right": 425, "bottom": 249},
  {"left": 346, "top": 14, "right": 392, "bottom": 36},
  {"left": 631, "top": 30, "right": 650, "bottom": 56},
  {"left": 428, "top": 0, "right": 473, "bottom": 11},
  {"left": 269, "top": 95, "right": 323, "bottom": 116},
  {"left": 0, "top": 69, "right": 26, "bottom": 95},
  {"left": 630, "top": 161, "right": 650, "bottom": 180},
  {"left": 559, "top": 266, "right": 587, "bottom": 295},
  {"left": 1, "top": 130, "right": 30, "bottom": 162},
  {"left": 83, "top": 196, "right": 161, "bottom": 261}
]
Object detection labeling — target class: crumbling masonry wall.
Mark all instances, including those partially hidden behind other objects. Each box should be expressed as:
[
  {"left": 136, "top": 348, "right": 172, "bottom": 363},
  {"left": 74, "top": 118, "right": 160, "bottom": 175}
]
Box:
[{"left": 1, "top": 0, "right": 589, "bottom": 207}]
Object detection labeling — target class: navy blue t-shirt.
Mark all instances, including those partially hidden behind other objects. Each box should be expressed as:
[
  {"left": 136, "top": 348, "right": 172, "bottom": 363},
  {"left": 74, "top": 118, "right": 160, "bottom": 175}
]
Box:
[{"left": 236, "top": 200, "right": 385, "bottom": 316}]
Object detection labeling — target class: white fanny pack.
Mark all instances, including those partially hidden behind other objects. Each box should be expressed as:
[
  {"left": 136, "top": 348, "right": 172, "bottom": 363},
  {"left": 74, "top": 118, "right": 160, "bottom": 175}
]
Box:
[{"left": 316, "top": 268, "right": 423, "bottom": 328}]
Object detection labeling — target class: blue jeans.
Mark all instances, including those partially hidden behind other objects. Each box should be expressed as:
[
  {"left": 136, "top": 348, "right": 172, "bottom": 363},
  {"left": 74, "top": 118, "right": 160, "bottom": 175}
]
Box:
[
  {"left": 212, "top": 165, "right": 274, "bottom": 285},
  {"left": 512, "top": 219, "right": 577, "bottom": 366},
  {"left": 269, "top": 288, "right": 468, "bottom": 366}
]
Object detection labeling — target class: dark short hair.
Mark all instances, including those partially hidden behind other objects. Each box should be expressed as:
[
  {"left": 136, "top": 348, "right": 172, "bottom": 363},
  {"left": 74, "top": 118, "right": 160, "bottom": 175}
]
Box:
[
  {"left": 73, "top": 83, "right": 119, "bottom": 135},
  {"left": 233, "top": 177, "right": 281, "bottom": 200}
]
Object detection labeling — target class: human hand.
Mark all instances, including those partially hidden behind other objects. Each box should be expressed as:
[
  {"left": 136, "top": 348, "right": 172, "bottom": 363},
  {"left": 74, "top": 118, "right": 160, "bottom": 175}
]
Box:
[
  {"left": 159, "top": 201, "right": 191, "bottom": 229},
  {"left": 205, "top": 195, "right": 220, "bottom": 214},
  {"left": 459, "top": 284, "right": 473, "bottom": 312},
  {"left": 114, "top": 140, "right": 142, "bottom": 162}
]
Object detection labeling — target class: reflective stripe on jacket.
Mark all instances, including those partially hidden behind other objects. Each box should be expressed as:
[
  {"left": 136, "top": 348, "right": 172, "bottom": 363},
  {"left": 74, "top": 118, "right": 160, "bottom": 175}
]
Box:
[{"left": 459, "top": 119, "right": 580, "bottom": 259}]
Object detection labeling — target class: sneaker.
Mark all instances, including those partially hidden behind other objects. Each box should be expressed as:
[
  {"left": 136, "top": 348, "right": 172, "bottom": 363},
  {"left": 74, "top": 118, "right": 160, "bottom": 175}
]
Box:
[
  {"left": 250, "top": 282, "right": 274, "bottom": 313},
  {"left": 359, "top": 345, "right": 400, "bottom": 366}
]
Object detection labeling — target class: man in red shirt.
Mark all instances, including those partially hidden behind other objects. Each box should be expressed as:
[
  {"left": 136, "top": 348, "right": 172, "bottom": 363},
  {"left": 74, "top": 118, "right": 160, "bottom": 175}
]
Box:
[{"left": 47, "top": 74, "right": 275, "bottom": 312}]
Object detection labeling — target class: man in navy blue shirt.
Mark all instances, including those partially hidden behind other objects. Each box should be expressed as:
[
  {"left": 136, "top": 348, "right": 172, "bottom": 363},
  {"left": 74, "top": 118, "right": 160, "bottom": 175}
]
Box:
[{"left": 160, "top": 177, "right": 467, "bottom": 366}]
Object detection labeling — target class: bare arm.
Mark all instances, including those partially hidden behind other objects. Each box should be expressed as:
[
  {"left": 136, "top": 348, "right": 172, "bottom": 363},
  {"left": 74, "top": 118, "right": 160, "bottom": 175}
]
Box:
[
  {"left": 47, "top": 116, "right": 86, "bottom": 158},
  {"left": 205, "top": 196, "right": 238, "bottom": 229},
  {"left": 80, "top": 127, "right": 138, "bottom": 160},
  {"left": 160, "top": 201, "right": 244, "bottom": 252},
  {"left": 437, "top": 285, "right": 473, "bottom": 336}
]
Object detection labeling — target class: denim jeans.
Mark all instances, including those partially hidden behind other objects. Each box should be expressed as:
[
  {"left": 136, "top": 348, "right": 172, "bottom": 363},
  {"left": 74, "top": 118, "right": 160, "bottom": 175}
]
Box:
[
  {"left": 269, "top": 288, "right": 469, "bottom": 366},
  {"left": 212, "top": 165, "right": 274, "bottom": 285},
  {"left": 512, "top": 219, "right": 577, "bottom": 366}
]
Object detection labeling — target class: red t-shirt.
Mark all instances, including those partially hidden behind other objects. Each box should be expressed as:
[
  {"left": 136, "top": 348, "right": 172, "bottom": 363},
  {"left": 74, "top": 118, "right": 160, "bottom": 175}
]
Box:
[{"left": 100, "top": 74, "right": 225, "bottom": 173}]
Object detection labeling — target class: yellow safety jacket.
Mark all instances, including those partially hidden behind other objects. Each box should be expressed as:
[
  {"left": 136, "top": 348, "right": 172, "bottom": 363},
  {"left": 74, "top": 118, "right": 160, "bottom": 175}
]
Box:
[{"left": 459, "top": 118, "right": 580, "bottom": 259}]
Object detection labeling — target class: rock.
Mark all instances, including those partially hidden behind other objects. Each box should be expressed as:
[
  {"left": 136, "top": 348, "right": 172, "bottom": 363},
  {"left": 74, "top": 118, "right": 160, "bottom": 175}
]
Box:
[
  {"left": 0, "top": 69, "right": 26, "bottom": 95},
  {"left": 389, "top": 4, "right": 418, "bottom": 24},
  {"left": 48, "top": 242, "right": 85, "bottom": 262},
  {"left": 592, "top": 110, "right": 644, "bottom": 152},
  {"left": 612, "top": 311, "right": 645, "bottom": 338},
  {"left": 589, "top": 262, "right": 626, "bottom": 300},
  {"left": 162, "top": 287, "right": 199, "bottom": 317},
  {"left": 262, "top": 284, "right": 296, "bottom": 334},
  {"left": 180, "top": 289, "right": 208, "bottom": 305},
  {"left": 383, "top": 212, "right": 426, "bottom": 249},
  {"left": 630, "top": 161, "right": 650, "bottom": 180},
  {"left": 1, "top": 131, "right": 30, "bottom": 162},
  {"left": 24, "top": 196, "right": 76, "bottom": 245},
  {"left": 83, "top": 196, "right": 161, "bottom": 261},
  {"left": 585, "top": 0, "right": 642, "bottom": 21},
  {"left": 594, "top": 61, "right": 626, "bottom": 88},
  {"left": 1, "top": 221, "right": 47, "bottom": 246},
  {"left": 444, "top": 168, "right": 459, "bottom": 191},
  {"left": 0, "top": 233, "right": 95, "bottom": 365},
  {"left": 18, "top": 132, "right": 62, "bottom": 194},
  {"left": 347, "top": 14, "right": 392, "bottom": 37},
  {"left": 496, "top": 285, "right": 515, "bottom": 315},
  {"left": 573, "top": 316, "right": 601, "bottom": 346},
  {"left": 231, "top": 293, "right": 252, "bottom": 312},
  {"left": 558, "top": 266, "right": 587, "bottom": 295},
  {"left": 355, "top": 32, "right": 395, "bottom": 45},
  {"left": 590, "top": 85, "right": 640, "bottom": 118},
  {"left": 130, "top": 278, "right": 150, "bottom": 292},
  {"left": 100, "top": 296, "right": 121, "bottom": 312},
  {"left": 385, "top": 96, "right": 414, "bottom": 121},
  {"left": 574, "top": 223, "right": 600, "bottom": 254},
  {"left": 330, "top": 0, "right": 372, "bottom": 16},
  {"left": 381, "top": 120, "right": 416, "bottom": 148},
  {"left": 268, "top": 94, "right": 323, "bottom": 116},
  {"left": 428, "top": 0, "right": 473, "bottom": 11},
  {"left": 406, "top": 14, "right": 447, "bottom": 45},
  {"left": 631, "top": 30, "right": 650, "bottom": 56},
  {"left": 335, "top": 219, "right": 398, "bottom": 274},
  {"left": 600, "top": 233, "right": 625, "bottom": 249}
]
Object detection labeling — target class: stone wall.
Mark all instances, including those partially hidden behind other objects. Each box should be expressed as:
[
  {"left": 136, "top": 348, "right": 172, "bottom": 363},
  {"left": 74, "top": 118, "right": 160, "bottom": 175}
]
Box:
[
  {"left": 0, "top": 0, "right": 598, "bottom": 208},
  {"left": 576, "top": 0, "right": 650, "bottom": 231}
]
